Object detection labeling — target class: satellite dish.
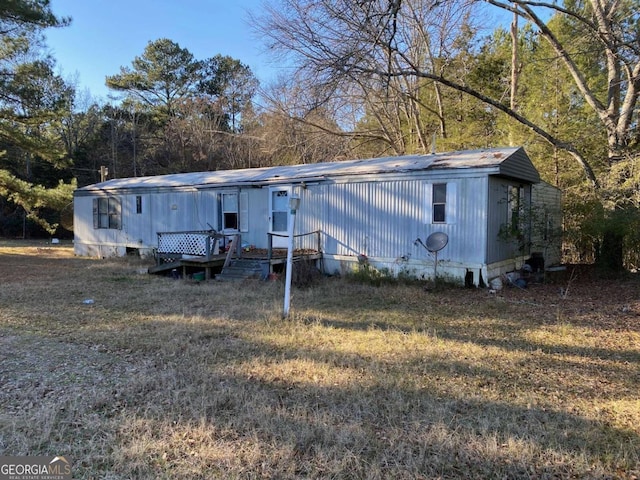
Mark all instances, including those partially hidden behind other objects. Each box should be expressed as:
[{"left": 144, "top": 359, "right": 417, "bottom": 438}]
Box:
[
  {"left": 420, "top": 231, "right": 448, "bottom": 283},
  {"left": 425, "top": 232, "right": 448, "bottom": 253}
]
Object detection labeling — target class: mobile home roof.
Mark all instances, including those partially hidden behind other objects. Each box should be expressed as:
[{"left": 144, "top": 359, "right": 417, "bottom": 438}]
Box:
[{"left": 75, "top": 146, "right": 539, "bottom": 195}]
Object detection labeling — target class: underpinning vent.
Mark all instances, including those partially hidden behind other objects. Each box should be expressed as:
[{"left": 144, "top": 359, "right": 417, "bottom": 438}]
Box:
[{"left": 157, "top": 230, "right": 221, "bottom": 263}]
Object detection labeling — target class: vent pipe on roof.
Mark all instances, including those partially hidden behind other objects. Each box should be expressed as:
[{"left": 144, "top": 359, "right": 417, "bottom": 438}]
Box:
[{"left": 431, "top": 133, "right": 437, "bottom": 154}]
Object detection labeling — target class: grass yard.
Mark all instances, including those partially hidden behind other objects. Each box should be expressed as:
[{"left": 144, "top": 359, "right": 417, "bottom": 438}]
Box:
[{"left": 0, "top": 241, "right": 638, "bottom": 479}]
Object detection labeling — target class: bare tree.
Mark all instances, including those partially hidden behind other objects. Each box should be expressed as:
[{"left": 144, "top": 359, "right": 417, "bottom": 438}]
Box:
[
  {"left": 492, "top": 0, "right": 638, "bottom": 164},
  {"left": 254, "top": 0, "right": 480, "bottom": 156},
  {"left": 256, "top": 0, "right": 640, "bottom": 186},
  {"left": 257, "top": 76, "right": 359, "bottom": 163},
  {"left": 162, "top": 98, "right": 227, "bottom": 172},
  {"left": 255, "top": 0, "right": 640, "bottom": 269}
]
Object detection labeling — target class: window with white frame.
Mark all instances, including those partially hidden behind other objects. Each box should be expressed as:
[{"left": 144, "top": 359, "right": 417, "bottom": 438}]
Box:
[
  {"left": 93, "top": 197, "right": 121, "bottom": 229},
  {"left": 432, "top": 183, "right": 447, "bottom": 223},
  {"left": 222, "top": 193, "right": 238, "bottom": 230}
]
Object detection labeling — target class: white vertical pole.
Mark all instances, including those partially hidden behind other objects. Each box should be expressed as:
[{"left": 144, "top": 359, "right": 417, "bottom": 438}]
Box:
[{"left": 283, "top": 196, "right": 299, "bottom": 318}]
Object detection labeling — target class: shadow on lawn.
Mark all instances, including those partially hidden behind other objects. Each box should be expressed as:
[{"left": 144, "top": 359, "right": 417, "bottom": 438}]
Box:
[
  {"left": 302, "top": 297, "right": 640, "bottom": 365},
  {"left": 5, "top": 302, "right": 637, "bottom": 478},
  {"left": 1, "top": 249, "right": 637, "bottom": 477},
  {"left": 103, "top": 319, "right": 639, "bottom": 478}
]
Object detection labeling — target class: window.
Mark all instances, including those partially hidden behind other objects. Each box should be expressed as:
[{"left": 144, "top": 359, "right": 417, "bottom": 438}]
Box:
[
  {"left": 222, "top": 193, "right": 238, "bottom": 230},
  {"left": 425, "top": 182, "right": 456, "bottom": 225},
  {"left": 432, "top": 183, "right": 446, "bottom": 223},
  {"left": 93, "top": 197, "right": 121, "bottom": 229},
  {"left": 271, "top": 190, "right": 289, "bottom": 232},
  {"left": 136, "top": 196, "right": 142, "bottom": 214},
  {"left": 503, "top": 185, "right": 531, "bottom": 253},
  {"left": 508, "top": 186, "right": 523, "bottom": 230}
]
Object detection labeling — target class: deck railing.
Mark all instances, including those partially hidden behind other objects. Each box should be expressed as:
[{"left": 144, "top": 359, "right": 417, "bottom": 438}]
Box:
[
  {"left": 156, "top": 230, "right": 227, "bottom": 264},
  {"left": 156, "top": 229, "right": 320, "bottom": 266},
  {"left": 266, "top": 230, "right": 321, "bottom": 263}
]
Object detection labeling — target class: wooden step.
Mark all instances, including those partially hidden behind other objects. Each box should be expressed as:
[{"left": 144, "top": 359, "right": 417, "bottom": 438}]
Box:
[{"left": 216, "top": 259, "right": 267, "bottom": 282}]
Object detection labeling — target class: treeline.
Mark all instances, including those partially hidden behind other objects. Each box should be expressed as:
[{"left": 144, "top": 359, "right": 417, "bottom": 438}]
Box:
[
  {"left": 1, "top": 0, "right": 638, "bottom": 271},
  {"left": 65, "top": 40, "right": 355, "bottom": 184}
]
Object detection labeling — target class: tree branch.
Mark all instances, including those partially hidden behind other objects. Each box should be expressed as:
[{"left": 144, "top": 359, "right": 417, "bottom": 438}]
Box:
[{"left": 370, "top": 64, "right": 600, "bottom": 185}]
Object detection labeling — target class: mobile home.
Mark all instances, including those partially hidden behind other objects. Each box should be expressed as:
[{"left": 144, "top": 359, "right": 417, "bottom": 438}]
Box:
[{"left": 73, "top": 147, "right": 562, "bottom": 285}]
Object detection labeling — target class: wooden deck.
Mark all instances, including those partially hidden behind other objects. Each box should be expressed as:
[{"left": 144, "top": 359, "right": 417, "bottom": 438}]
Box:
[
  {"left": 148, "top": 249, "right": 322, "bottom": 281},
  {"left": 150, "top": 230, "right": 323, "bottom": 281}
]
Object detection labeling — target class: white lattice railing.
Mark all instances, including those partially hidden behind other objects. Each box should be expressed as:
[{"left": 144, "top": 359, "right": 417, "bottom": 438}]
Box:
[{"left": 156, "top": 230, "right": 224, "bottom": 264}]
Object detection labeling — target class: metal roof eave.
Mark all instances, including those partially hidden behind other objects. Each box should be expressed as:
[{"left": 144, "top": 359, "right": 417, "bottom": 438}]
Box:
[
  {"left": 73, "top": 147, "right": 537, "bottom": 196},
  {"left": 73, "top": 167, "right": 536, "bottom": 197}
]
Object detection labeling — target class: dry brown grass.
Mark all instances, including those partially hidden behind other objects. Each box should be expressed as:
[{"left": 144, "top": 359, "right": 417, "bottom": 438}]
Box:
[{"left": 0, "top": 240, "right": 638, "bottom": 479}]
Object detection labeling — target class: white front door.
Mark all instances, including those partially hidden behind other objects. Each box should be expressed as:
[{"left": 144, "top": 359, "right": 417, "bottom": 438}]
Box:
[{"left": 269, "top": 186, "right": 291, "bottom": 248}]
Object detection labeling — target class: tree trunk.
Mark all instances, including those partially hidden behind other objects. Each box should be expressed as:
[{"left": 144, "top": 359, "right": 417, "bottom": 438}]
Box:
[
  {"left": 597, "top": 128, "right": 632, "bottom": 272},
  {"left": 509, "top": 6, "right": 519, "bottom": 142},
  {"left": 596, "top": 229, "right": 624, "bottom": 273}
]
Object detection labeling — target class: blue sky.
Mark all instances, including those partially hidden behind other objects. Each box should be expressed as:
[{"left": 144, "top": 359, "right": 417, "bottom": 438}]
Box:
[
  {"left": 45, "top": 1, "right": 513, "bottom": 102},
  {"left": 46, "top": 0, "right": 279, "bottom": 101}
]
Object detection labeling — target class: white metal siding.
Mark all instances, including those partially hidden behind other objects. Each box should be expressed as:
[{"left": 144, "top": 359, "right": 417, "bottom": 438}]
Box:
[
  {"left": 416, "top": 178, "right": 487, "bottom": 267},
  {"left": 442, "top": 177, "right": 488, "bottom": 266},
  {"left": 121, "top": 194, "right": 149, "bottom": 247},
  {"left": 73, "top": 151, "right": 556, "bottom": 284},
  {"left": 73, "top": 195, "right": 125, "bottom": 252},
  {"left": 296, "top": 177, "right": 490, "bottom": 267},
  {"left": 74, "top": 190, "right": 220, "bottom": 255}
]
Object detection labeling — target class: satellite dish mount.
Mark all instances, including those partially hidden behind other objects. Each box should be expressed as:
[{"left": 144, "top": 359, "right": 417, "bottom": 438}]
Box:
[{"left": 415, "top": 232, "right": 449, "bottom": 282}]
